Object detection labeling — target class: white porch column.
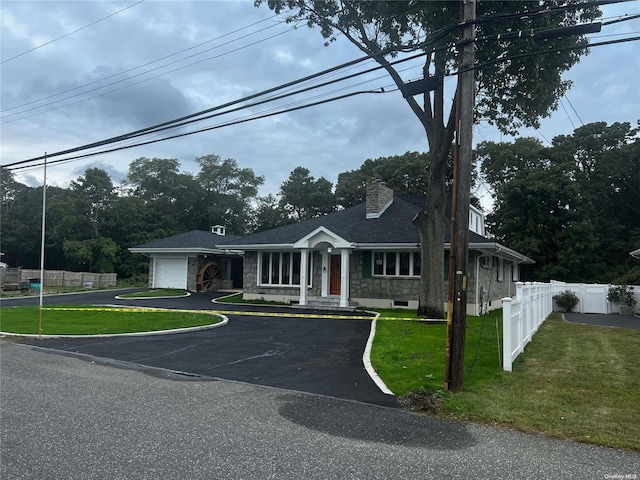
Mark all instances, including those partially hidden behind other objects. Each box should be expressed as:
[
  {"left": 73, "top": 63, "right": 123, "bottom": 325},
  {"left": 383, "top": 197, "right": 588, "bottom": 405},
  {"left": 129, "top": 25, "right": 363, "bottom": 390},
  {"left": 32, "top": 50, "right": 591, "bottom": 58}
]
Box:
[
  {"left": 340, "top": 249, "right": 349, "bottom": 308},
  {"left": 299, "top": 248, "right": 308, "bottom": 306},
  {"left": 321, "top": 251, "right": 329, "bottom": 298}
]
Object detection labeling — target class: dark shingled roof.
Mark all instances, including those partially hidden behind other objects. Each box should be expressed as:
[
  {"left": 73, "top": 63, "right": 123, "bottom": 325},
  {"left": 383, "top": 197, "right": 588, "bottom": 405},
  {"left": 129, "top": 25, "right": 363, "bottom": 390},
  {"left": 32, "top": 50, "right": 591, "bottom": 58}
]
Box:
[
  {"left": 131, "top": 230, "right": 243, "bottom": 250},
  {"left": 219, "top": 195, "right": 492, "bottom": 247}
]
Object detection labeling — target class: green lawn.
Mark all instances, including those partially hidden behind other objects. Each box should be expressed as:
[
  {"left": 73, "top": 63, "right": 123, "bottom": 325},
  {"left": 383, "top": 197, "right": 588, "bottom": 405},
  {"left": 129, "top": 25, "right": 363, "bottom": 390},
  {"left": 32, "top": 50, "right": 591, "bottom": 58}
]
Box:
[
  {"left": 0, "top": 306, "right": 222, "bottom": 335},
  {"left": 371, "top": 311, "right": 640, "bottom": 451}
]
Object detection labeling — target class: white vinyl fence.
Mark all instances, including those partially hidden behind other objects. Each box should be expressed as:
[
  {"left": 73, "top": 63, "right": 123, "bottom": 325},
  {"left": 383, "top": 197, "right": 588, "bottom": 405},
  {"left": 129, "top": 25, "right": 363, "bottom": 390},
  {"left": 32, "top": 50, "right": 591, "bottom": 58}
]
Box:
[
  {"left": 502, "top": 280, "right": 640, "bottom": 372},
  {"left": 502, "top": 282, "right": 553, "bottom": 372},
  {"left": 550, "top": 280, "right": 640, "bottom": 314}
]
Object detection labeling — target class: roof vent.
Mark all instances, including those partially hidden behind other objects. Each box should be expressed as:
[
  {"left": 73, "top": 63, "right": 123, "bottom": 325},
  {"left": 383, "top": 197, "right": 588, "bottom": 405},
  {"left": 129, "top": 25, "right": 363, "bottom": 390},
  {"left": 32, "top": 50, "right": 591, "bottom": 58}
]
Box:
[
  {"left": 211, "top": 225, "right": 226, "bottom": 236},
  {"left": 366, "top": 181, "right": 393, "bottom": 219}
]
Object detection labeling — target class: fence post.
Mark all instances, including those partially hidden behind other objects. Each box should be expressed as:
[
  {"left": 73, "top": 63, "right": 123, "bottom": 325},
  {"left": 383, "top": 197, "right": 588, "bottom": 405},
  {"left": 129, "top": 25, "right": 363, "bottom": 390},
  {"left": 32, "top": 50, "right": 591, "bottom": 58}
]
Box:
[{"left": 502, "top": 297, "right": 512, "bottom": 372}]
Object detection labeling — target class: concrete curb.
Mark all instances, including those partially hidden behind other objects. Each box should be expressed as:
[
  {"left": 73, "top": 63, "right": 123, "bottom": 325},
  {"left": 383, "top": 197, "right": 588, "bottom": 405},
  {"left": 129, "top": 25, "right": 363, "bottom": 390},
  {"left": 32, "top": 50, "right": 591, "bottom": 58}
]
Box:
[{"left": 362, "top": 311, "right": 394, "bottom": 396}]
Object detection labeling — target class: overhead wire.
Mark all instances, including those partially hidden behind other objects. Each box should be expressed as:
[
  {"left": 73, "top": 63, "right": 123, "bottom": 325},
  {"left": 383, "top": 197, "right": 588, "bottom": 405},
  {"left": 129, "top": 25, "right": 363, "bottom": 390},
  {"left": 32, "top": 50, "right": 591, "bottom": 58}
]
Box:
[
  {"left": 1, "top": 0, "right": 146, "bottom": 64},
  {"left": 0, "top": 26, "right": 296, "bottom": 123},
  {"left": 4, "top": 2, "right": 637, "bottom": 172},
  {"left": 4, "top": 21, "right": 460, "bottom": 169},
  {"left": 0, "top": 14, "right": 283, "bottom": 114}
]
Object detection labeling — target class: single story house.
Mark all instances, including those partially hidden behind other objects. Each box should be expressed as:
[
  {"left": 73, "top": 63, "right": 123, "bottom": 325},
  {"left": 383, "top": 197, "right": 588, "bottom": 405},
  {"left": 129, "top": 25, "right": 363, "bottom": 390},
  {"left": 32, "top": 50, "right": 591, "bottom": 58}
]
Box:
[
  {"left": 215, "top": 181, "right": 533, "bottom": 315},
  {"left": 129, "top": 225, "right": 244, "bottom": 291}
]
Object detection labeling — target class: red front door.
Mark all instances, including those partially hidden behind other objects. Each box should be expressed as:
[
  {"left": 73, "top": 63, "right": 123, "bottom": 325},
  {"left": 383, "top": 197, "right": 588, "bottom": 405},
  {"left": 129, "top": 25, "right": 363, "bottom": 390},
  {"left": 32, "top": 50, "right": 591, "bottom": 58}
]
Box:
[{"left": 330, "top": 254, "right": 341, "bottom": 295}]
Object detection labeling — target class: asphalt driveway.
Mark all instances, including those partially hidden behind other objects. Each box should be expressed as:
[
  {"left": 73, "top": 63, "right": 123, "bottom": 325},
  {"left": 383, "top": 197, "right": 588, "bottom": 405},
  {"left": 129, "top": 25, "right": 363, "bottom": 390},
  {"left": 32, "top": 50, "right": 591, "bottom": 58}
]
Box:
[
  {"left": 1, "top": 289, "right": 398, "bottom": 407},
  {"left": 564, "top": 312, "right": 640, "bottom": 329}
]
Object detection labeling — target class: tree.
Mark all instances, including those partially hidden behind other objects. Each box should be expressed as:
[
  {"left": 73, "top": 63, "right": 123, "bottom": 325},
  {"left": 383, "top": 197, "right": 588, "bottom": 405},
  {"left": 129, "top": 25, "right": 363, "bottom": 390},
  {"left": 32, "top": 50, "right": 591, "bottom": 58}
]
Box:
[
  {"left": 256, "top": 0, "right": 599, "bottom": 317},
  {"left": 279, "top": 167, "right": 336, "bottom": 220},
  {"left": 122, "top": 157, "right": 183, "bottom": 202},
  {"left": 336, "top": 151, "right": 430, "bottom": 207},
  {"left": 69, "top": 167, "right": 116, "bottom": 239},
  {"left": 480, "top": 121, "right": 639, "bottom": 283},
  {"left": 248, "top": 193, "right": 291, "bottom": 233},
  {"left": 195, "top": 154, "right": 264, "bottom": 234}
]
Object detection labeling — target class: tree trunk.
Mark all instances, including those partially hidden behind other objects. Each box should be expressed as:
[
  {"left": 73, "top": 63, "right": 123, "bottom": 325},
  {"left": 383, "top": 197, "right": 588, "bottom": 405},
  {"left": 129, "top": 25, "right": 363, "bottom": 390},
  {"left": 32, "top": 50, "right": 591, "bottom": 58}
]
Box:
[{"left": 414, "top": 144, "right": 448, "bottom": 318}]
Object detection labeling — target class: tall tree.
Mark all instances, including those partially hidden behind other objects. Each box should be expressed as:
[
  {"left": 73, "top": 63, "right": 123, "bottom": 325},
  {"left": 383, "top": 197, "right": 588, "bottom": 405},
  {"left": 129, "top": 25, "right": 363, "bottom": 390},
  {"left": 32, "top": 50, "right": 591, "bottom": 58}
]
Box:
[
  {"left": 480, "top": 121, "right": 639, "bottom": 283},
  {"left": 279, "top": 167, "right": 336, "bottom": 220},
  {"left": 256, "top": 0, "right": 600, "bottom": 317},
  {"left": 195, "top": 154, "right": 264, "bottom": 234},
  {"left": 248, "top": 193, "right": 291, "bottom": 233},
  {"left": 69, "top": 167, "right": 116, "bottom": 239}
]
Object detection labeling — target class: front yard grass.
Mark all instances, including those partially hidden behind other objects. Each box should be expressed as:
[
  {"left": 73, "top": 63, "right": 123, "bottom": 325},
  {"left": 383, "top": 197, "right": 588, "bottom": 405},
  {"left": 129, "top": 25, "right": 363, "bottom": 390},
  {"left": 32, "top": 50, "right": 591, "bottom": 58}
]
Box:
[
  {"left": 371, "top": 311, "right": 640, "bottom": 451},
  {"left": 0, "top": 306, "right": 221, "bottom": 335}
]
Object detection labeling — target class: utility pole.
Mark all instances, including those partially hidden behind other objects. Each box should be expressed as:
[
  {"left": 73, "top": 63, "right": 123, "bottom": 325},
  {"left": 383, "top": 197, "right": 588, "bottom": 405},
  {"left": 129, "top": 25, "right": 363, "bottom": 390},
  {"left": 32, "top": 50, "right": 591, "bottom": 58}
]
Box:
[{"left": 445, "top": 0, "right": 476, "bottom": 392}]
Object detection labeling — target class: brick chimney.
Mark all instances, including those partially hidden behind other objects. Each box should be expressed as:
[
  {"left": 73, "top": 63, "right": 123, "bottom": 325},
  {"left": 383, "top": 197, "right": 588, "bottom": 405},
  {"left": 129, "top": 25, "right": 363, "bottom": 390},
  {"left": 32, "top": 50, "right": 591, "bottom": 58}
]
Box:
[{"left": 366, "top": 181, "right": 393, "bottom": 219}]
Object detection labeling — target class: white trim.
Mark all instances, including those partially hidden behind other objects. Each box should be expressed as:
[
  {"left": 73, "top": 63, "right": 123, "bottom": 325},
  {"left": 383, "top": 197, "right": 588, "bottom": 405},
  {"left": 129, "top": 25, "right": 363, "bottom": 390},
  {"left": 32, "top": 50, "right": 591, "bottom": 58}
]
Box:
[
  {"left": 356, "top": 243, "right": 420, "bottom": 250},
  {"left": 129, "top": 247, "right": 239, "bottom": 254},
  {"left": 372, "top": 251, "right": 421, "bottom": 278},
  {"left": 257, "top": 251, "right": 311, "bottom": 288},
  {"left": 293, "top": 226, "right": 352, "bottom": 249},
  {"left": 340, "top": 249, "right": 349, "bottom": 308}
]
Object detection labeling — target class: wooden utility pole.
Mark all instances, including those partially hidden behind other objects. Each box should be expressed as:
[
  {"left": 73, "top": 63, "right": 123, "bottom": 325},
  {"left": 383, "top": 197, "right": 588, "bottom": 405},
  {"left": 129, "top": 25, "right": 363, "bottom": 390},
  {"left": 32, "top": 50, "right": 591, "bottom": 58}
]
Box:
[{"left": 445, "top": 0, "right": 476, "bottom": 392}]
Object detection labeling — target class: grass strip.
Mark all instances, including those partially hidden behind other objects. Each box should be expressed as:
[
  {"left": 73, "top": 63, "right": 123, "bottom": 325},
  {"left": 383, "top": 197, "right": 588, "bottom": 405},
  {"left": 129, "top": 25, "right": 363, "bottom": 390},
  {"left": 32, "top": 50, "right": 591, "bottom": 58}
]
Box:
[
  {"left": 371, "top": 311, "right": 640, "bottom": 450},
  {"left": 0, "top": 305, "right": 221, "bottom": 335}
]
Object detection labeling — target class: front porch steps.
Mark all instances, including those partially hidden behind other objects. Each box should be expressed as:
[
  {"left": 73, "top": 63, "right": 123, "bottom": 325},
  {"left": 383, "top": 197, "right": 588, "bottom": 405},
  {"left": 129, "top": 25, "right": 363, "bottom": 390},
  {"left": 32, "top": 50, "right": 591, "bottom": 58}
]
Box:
[{"left": 299, "top": 296, "right": 360, "bottom": 312}]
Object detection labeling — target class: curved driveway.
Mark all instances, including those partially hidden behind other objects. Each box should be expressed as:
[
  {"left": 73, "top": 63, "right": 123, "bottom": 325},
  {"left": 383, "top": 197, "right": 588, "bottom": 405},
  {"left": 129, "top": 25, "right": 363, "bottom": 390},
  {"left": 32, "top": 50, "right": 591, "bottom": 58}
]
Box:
[{"left": 1, "top": 289, "right": 398, "bottom": 408}]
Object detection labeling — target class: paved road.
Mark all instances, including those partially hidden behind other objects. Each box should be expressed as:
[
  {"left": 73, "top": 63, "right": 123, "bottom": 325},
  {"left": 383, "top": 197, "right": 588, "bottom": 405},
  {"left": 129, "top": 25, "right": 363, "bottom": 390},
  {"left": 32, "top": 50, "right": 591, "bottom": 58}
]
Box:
[
  {"left": 1, "top": 290, "right": 397, "bottom": 407},
  {"left": 2, "top": 341, "right": 638, "bottom": 480},
  {"left": 564, "top": 312, "right": 640, "bottom": 329}
]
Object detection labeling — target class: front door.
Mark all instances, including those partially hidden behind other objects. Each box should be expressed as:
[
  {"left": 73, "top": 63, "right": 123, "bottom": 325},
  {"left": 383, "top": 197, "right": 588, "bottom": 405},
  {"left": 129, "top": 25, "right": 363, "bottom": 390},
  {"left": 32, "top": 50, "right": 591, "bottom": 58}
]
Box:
[{"left": 330, "top": 254, "right": 341, "bottom": 295}]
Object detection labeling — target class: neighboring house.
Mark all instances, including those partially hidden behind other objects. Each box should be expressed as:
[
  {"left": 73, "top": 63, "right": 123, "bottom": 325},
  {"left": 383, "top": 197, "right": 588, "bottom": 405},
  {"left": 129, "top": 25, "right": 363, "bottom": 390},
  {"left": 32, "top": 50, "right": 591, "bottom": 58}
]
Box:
[
  {"left": 631, "top": 248, "right": 640, "bottom": 259},
  {"left": 129, "top": 225, "right": 244, "bottom": 291},
  {"left": 216, "top": 182, "right": 534, "bottom": 315}
]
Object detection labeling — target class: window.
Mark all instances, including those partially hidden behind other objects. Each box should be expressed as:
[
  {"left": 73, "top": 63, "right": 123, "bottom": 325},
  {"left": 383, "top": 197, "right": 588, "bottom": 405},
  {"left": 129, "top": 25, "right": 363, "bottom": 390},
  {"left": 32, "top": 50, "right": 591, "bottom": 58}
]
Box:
[
  {"left": 512, "top": 263, "right": 519, "bottom": 282},
  {"left": 259, "top": 252, "right": 312, "bottom": 286},
  {"left": 371, "top": 251, "right": 420, "bottom": 277},
  {"left": 497, "top": 258, "right": 505, "bottom": 282}
]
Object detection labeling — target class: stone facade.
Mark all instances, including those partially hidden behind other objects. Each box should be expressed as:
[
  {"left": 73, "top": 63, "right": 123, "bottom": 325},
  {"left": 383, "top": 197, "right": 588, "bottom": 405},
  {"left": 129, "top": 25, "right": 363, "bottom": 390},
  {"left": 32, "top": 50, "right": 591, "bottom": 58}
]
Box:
[
  {"left": 242, "top": 249, "right": 519, "bottom": 312},
  {"left": 349, "top": 251, "right": 421, "bottom": 308},
  {"left": 243, "top": 251, "right": 323, "bottom": 303}
]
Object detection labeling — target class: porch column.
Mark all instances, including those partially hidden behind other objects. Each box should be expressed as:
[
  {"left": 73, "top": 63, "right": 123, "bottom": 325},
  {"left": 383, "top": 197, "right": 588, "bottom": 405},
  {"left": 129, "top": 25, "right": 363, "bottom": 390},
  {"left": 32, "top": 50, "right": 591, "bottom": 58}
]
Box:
[
  {"left": 299, "top": 248, "right": 308, "bottom": 306},
  {"left": 340, "top": 249, "right": 349, "bottom": 308}
]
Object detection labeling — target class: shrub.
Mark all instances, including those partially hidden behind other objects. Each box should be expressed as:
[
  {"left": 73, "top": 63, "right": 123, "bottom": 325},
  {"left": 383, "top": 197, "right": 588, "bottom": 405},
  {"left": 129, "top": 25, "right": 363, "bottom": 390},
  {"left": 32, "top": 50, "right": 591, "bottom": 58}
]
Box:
[
  {"left": 553, "top": 290, "right": 580, "bottom": 312},
  {"left": 607, "top": 285, "right": 637, "bottom": 307}
]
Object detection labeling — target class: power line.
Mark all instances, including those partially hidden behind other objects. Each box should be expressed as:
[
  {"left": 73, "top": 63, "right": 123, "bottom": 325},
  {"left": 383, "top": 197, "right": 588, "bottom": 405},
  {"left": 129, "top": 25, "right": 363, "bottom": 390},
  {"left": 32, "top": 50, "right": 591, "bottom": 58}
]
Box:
[
  {"left": 7, "top": 89, "right": 387, "bottom": 172},
  {"left": 560, "top": 99, "right": 577, "bottom": 129},
  {"left": 1, "top": 15, "right": 281, "bottom": 113},
  {"left": 0, "top": 15, "right": 283, "bottom": 115},
  {"left": 1, "top": 1, "right": 146, "bottom": 64},
  {"left": 0, "top": 27, "right": 295, "bottom": 123},
  {"left": 564, "top": 94, "right": 585, "bottom": 126}
]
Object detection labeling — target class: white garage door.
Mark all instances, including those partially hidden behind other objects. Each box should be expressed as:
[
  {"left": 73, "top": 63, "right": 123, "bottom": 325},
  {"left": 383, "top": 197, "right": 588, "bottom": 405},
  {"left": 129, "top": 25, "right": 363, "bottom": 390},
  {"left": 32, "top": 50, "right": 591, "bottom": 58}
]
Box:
[{"left": 153, "top": 258, "right": 188, "bottom": 289}]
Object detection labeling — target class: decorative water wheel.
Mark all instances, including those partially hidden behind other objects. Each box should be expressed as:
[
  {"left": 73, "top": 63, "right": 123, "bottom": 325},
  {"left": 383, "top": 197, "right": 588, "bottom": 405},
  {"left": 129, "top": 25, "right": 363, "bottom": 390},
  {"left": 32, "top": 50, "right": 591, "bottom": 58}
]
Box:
[{"left": 196, "top": 261, "right": 221, "bottom": 292}]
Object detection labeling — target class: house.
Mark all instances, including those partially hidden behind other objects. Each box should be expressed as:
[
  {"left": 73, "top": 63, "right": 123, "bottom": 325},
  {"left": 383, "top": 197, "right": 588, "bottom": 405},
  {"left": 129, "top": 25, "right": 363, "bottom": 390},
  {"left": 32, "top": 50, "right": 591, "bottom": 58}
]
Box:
[
  {"left": 631, "top": 249, "right": 640, "bottom": 259},
  {"left": 216, "top": 181, "right": 534, "bottom": 315},
  {"left": 129, "top": 225, "right": 244, "bottom": 291}
]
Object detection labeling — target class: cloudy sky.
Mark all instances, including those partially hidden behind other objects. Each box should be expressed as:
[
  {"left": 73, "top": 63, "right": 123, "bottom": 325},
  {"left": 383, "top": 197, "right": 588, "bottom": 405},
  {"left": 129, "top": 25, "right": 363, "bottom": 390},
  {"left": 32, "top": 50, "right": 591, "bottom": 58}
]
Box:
[{"left": 1, "top": 0, "right": 639, "bottom": 210}]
